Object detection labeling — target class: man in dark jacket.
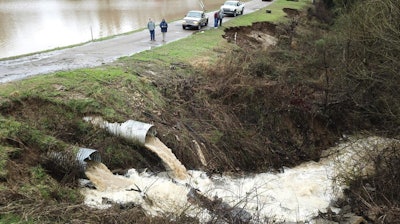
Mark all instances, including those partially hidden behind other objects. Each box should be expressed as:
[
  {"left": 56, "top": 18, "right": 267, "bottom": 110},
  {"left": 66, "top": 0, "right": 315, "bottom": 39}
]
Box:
[
  {"left": 214, "top": 11, "right": 219, "bottom": 28},
  {"left": 159, "top": 19, "right": 168, "bottom": 42}
]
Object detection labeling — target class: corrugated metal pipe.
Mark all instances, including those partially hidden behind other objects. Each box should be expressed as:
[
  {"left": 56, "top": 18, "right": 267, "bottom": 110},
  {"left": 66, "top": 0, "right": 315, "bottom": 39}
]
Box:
[
  {"left": 76, "top": 147, "right": 102, "bottom": 171},
  {"left": 83, "top": 116, "right": 156, "bottom": 146}
]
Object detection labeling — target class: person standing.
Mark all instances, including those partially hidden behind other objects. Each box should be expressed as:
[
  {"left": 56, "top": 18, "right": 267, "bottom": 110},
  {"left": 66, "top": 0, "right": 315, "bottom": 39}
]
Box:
[
  {"left": 147, "top": 18, "right": 156, "bottom": 41},
  {"left": 159, "top": 19, "right": 168, "bottom": 42},
  {"left": 214, "top": 11, "right": 219, "bottom": 28},
  {"left": 218, "top": 10, "right": 225, "bottom": 27}
]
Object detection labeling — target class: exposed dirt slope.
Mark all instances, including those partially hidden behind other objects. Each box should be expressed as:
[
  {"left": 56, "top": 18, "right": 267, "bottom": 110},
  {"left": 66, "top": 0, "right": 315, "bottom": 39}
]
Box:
[{"left": 1, "top": 3, "right": 399, "bottom": 223}]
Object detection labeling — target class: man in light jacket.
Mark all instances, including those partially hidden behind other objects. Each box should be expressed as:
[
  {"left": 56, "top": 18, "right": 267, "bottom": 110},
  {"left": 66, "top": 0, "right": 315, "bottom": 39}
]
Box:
[{"left": 147, "top": 18, "right": 156, "bottom": 41}]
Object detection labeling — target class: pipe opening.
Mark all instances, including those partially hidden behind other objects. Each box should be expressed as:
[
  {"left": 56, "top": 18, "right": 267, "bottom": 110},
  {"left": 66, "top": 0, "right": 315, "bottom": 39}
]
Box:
[{"left": 76, "top": 148, "right": 102, "bottom": 171}]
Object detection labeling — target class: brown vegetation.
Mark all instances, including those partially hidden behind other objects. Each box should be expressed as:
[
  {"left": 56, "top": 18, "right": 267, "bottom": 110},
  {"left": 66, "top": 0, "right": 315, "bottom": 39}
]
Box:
[{"left": 1, "top": 0, "right": 399, "bottom": 223}]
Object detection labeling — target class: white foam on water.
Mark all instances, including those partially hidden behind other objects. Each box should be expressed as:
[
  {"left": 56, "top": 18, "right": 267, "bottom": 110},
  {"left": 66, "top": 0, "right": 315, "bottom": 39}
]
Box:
[
  {"left": 82, "top": 136, "right": 397, "bottom": 223},
  {"left": 186, "top": 163, "right": 337, "bottom": 222},
  {"left": 82, "top": 169, "right": 206, "bottom": 218}
]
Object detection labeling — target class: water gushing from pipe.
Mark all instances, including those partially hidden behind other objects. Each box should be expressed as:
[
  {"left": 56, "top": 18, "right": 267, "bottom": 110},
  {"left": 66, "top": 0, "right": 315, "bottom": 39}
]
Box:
[{"left": 84, "top": 116, "right": 188, "bottom": 180}]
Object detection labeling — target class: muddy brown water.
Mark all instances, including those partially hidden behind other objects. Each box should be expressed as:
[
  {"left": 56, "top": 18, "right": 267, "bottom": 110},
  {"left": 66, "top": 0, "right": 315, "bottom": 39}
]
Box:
[
  {"left": 144, "top": 136, "right": 188, "bottom": 180},
  {"left": 84, "top": 136, "right": 188, "bottom": 192},
  {"left": 0, "top": 0, "right": 226, "bottom": 59},
  {"left": 85, "top": 161, "right": 136, "bottom": 191}
]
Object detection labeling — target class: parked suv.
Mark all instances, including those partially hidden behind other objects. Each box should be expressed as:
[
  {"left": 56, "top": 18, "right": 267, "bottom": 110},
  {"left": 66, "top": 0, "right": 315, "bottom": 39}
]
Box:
[
  {"left": 182, "top": 10, "right": 209, "bottom": 30},
  {"left": 220, "top": 0, "right": 245, "bottom": 17}
]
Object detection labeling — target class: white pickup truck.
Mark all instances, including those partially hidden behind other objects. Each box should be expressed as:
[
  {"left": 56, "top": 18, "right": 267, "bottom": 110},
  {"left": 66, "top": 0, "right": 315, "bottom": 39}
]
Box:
[{"left": 220, "top": 0, "right": 245, "bottom": 17}]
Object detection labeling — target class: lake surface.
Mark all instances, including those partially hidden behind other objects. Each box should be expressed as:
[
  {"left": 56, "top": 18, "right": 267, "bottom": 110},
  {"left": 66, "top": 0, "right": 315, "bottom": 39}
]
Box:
[{"left": 0, "top": 0, "right": 225, "bottom": 59}]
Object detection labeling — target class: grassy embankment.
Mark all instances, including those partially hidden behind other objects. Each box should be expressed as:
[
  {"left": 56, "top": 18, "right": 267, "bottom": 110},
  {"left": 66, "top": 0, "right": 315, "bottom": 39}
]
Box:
[
  {"left": 131, "top": 0, "right": 306, "bottom": 63},
  {"left": 0, "top": 0, "right": 310, "bottom": 223}
]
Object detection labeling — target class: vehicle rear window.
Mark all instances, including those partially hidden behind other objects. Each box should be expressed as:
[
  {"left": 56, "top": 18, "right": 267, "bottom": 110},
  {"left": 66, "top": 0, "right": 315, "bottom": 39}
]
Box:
[{"left": 187, "top": 11, "right": 201, "bottom": 18}]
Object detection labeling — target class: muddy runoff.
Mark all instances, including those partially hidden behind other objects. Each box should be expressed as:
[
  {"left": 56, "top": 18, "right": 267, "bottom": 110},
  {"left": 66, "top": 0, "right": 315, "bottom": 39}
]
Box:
[
  {"left": 85, "top": 161, "right": 136, "bottom": 192},
  {"left": 84, "top": 116, "right": 188, "bottom": 180},
  {"left": 80, "top": 116, "right": 398, "bottom": 223}
]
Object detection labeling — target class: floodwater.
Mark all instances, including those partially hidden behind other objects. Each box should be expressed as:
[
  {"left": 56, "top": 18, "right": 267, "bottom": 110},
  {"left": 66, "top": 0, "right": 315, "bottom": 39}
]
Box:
[
  {"left": 81, "top": 116, "right": 399, "bottom": 222},
  {"left": 82, "top": 135, "right": 398, "bottom": 222},
  {"left": 0, "top": 0, "right": 225, "bottom": 59}
]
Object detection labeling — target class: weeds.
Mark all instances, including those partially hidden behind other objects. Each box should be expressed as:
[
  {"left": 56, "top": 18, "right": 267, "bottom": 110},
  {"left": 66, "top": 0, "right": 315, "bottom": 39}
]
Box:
[{"left": 0, "top": 0, "right": 398, "bottom": 223}]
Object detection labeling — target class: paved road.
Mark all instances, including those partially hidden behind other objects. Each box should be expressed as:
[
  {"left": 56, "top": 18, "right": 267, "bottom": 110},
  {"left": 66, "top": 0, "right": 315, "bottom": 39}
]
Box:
[{"left": 0, "top": 0, "right": 274, "bottom": 84}]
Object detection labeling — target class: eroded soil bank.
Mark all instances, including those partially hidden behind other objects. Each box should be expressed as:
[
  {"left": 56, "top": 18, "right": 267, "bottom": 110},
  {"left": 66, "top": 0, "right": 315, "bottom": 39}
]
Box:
[{"left": 1, "top": 2, "right": 399, "bottom": 223}]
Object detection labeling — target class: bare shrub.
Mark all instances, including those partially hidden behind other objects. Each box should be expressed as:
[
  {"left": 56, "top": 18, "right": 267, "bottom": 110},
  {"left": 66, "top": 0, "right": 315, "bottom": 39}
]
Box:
[
  {"left": 346, "top": 141, "right": 400, "bottom": 223},
  {"left": 329, "top": 0, "right": 400, "bottom": 133}
]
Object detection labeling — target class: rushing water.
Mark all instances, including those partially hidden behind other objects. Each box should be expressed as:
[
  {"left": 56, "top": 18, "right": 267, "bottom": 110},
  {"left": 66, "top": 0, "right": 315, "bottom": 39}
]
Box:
[
  {"left": 85, "top": 161, "right": 136, "bottom": 191},
  {"left": 81, "top": 116, "right": 399, "bottom": 222},
  {"left": 84, "top": 116, "right": 189, "bottom": 180},
  {"left": 144, "top": 136, "right": 189, "bottom": 180},
  {"left": 82, "top": 136, "right": 398, "bottom": 223},
  {"left": 0, "top": 0, "right": 225, "bottom": 59}
]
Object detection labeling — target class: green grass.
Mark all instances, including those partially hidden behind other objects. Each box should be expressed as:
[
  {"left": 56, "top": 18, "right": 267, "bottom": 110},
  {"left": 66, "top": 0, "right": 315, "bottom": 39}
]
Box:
[
  {"left": 227, "top": 0, "right": 309, "bottom": 27},
  {"left": 0, "top": 0, "right": 312, "bottom": 145},
  {"left": 129, "top": 28, "right": 226, "bottom": 64},
  {"left": 129, "top": 0, "right": 310, "bottom": 64},
  {"left": 0, "top": 0, "right": 302, "bottom": 188},
  {"left": 0, "top": 0, "right": 312, "bottom": 149},
  {"left": 0, "top": 0, "right": 315, "bottom": 221},
  {"left": 0, "top": 67, "right": 165, "bottom": 120}
]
